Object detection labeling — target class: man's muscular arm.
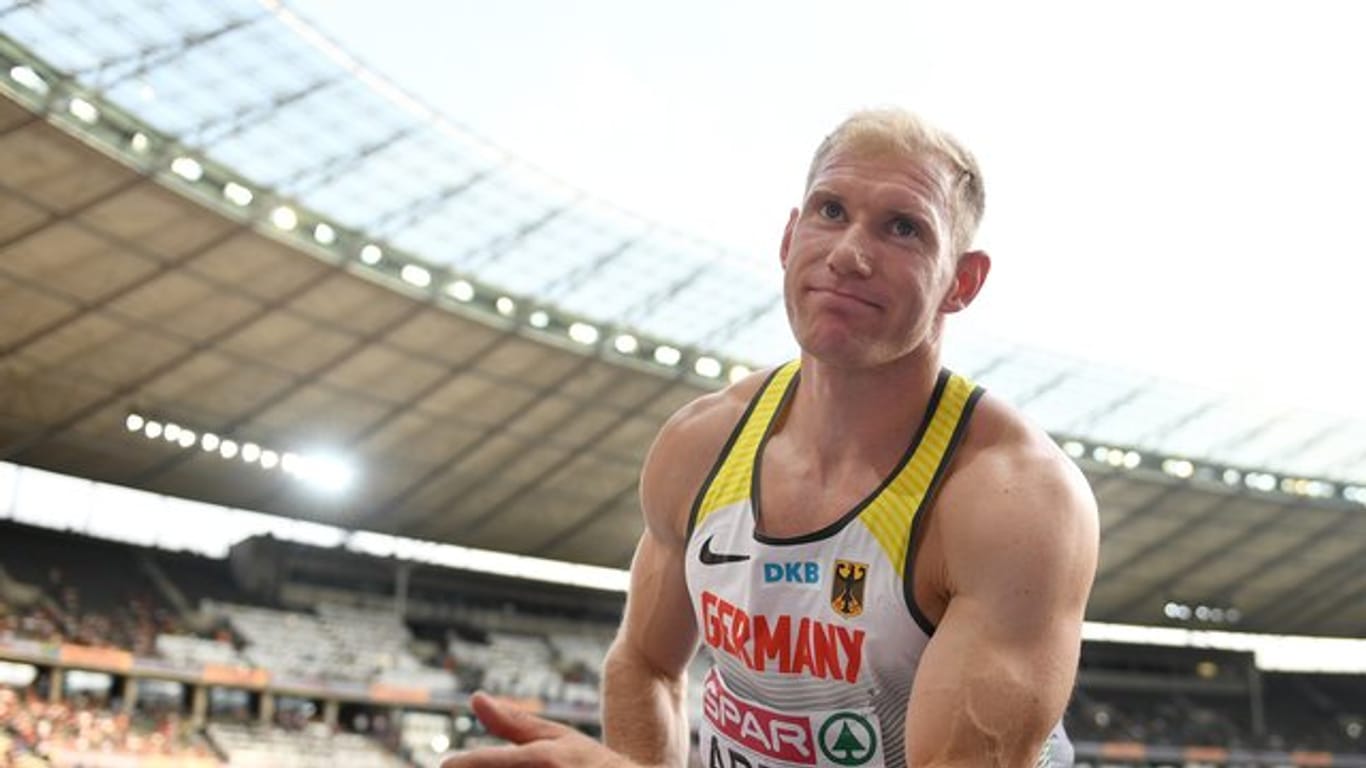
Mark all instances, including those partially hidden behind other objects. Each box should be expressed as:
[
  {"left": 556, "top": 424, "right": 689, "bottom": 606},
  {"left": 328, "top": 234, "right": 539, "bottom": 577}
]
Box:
[
  {"left": 599, "top": 506, "right": 697, "bottom": 765},
  {"left": 905, "top": 440, "right": 1098, "bottom": 767},
  {"left": 601, "top": 386, "right": 753, "bottom": 766},
  {"left": 439, "top": 377, "right": 764, "bottom": 768}
]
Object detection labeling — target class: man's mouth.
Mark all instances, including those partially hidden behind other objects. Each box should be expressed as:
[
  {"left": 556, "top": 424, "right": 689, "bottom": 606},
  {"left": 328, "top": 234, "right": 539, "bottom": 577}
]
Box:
[{"left": 811, "top": 286, "right": 880, "bottom": 309}]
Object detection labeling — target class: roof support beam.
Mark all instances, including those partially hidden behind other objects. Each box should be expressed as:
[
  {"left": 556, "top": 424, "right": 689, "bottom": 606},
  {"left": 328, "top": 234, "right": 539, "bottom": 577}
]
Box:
[
  {"left": 453, "top": 370, "right": 685, "bottom": 541},
  {"left": 1134, "top": 398, "right": 1222, "bottom": 447},
  {"left": 1094, "top": 492, "right": 1240, "bottom": 587},
  {"left": 78, "top": 13, "right": 267, "bottom": 86},
  {"left": 1286, "top": 568, "right": 1366, "bottom": 635},
  {"left": 368, "top": 167, "right": 499, "bottom": 237},
  {"left": 537, "top": 236, "right": 644, "bottom": 300},
  {"left": 191, "top": 76, "right": 343, "bottom": 146},
  {"left": 1238, "top": 529, "right": 1366, "bottom": 630},
  {"left": 1013, "top": 370, "right": 1071, "bottom": 410},
  {"left": 278, "top": 126, "right": 419, "bottom": 196},
  {"left": 1094, "top": 482, "right": 1186, "bottom": 540},
  {"left": 370, "top": 352, "right": 604, "bottom": 528},
  {"left": 1099, "top": 501, "right": 1310, "bottom": 621},
  {"left": 1, "top": 237, "right": 334, "bottom": 463},
  {"left": 0, "top": 175, "right": 186, "bottom": 360},
  {"left": 128, "top": 300, "right": 430, "bottom": 487},
  {"left": 1064, "top": 383, "right": 1149, "bottom": 436},
  {"left": 458, "top": 201, "right": 581, "bottom": 272}
]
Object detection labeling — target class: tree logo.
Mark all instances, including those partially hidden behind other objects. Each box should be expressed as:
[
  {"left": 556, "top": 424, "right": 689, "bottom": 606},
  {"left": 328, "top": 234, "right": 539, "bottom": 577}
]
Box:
[{"left": 818, "top": 712, "right": 877, "bottom": 765}]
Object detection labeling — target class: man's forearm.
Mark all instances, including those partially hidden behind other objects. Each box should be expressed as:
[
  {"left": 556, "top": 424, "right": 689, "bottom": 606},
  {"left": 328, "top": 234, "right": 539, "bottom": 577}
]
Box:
[{"left": 601, "top": 641, "right": 690, "bottom": 768}]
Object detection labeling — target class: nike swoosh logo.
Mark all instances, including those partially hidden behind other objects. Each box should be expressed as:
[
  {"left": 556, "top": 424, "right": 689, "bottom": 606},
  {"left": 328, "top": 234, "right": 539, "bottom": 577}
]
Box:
[{"left": 698, "top": 535, "right": 750, "bottom": 565}]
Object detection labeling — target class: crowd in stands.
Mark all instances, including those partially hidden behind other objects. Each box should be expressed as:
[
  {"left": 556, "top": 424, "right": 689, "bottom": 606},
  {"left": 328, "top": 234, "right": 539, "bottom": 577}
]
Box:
[{"left": 0, "top": 687, "right": 211, "bottom": 766}]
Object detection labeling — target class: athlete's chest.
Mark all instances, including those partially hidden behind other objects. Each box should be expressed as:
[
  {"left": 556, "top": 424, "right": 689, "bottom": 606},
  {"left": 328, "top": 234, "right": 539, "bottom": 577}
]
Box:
[{"left": 754, "top": 441, "right": 898, "bottom": 539}]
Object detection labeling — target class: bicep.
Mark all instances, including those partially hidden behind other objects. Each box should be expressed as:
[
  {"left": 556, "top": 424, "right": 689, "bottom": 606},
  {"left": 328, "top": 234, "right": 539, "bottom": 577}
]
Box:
[
  {"left": 613, "top": 526, "right": 698, "bottom": 677},
  {"left": 904, "top": 458, "right": 1097, "bottom": 766},
  {"left": 904, "top": 589, "right": 1082, "bottom": 766}
]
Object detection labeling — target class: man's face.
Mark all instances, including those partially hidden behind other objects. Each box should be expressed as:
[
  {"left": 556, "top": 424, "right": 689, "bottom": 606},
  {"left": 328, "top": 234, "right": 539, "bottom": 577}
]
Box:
[{"left": 780, "top": 147, "right": 979, "bottom": 369}]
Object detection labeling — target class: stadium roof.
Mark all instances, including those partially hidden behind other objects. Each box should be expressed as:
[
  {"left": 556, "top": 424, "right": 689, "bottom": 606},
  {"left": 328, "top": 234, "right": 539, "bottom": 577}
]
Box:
[{"left": 3, "top": 2, "right": 1366, "bottom": 638}]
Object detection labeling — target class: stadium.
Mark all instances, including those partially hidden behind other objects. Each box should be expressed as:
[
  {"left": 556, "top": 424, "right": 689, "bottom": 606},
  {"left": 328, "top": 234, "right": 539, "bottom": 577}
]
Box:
[{"left": 1, "top": 2, "right": 1365, "bottom": 767}]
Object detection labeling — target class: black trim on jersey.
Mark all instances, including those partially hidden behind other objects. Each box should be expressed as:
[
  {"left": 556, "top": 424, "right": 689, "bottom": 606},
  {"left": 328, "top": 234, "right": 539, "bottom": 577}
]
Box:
[
  {"left": 685, "top": 365, "right": 791, "bottom": 541},
  {"left": 751, "top": 368, "right": 953, "bottom": 547},
  {"left": 904, "top": 379, "right": 986, "bottom": 637}
]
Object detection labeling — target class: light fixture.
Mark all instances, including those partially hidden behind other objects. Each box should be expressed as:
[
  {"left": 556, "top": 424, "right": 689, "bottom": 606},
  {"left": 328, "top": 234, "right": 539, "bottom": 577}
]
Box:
[
  {"left": 223, "top": 182, "right": 253, "bottom": 206},
  {"left": 1162, "top": 459, "right": 1195, "bottom": 478},
  {"left": 144, "top": 420, "right": 163, "bottom": 439},
  {"left": 270, "top": 206, "right": 298, "bottom": 231},
  {"left": 446, "top": 280, "right": 474, "bottom": 302},
  {"left": 170, "top": 157, "right": 203, "bottom": 182},
  {"left": 654, "top": 345, "right": 681, "bottom": 366},
  {"left": 125, "top": 413, "right": 145, "bottom": 432},
  {"left": 694, "top": 356, "right": 722, "bottom": 378},
  {"left": 201, "top": 433, "right": 220, "bottom": 452},
  {"left": 241, "top": 443, "right": 262, "bottom": 464},
  {"left": 728, "top": 365, "right": 752, "bottom": 384},
  {"left": 528, "top": 310, "right": 549, "bottom": 328},
  {"left": 568, "top": 322, "right": 599, "bottom": 345},
  {"left": 613, "top": 334, "right": 638, "bottom": 354},
  {"left": 313, "top": 222, "right": 336, "bottom": 245},
  {"left": 177, "top": 430, "right": 196, "bottom": 449},
  {"left": 495, "top": 297, "right": 516, "bottom": 316},
  {"left": 163, "top": 423, "right": 182, "bottom": 442},
  {"left": 130, "top": 133, "right": 150, "bottom": 153},
  {"left": 360, "top": 244, "right": 383, "bottom": 264},
  {"left": 67, "top": 97, "right": 99, "bottom": 124},
  {"left": 400, "top": 264, "right": 431, "bottom": 288},
  {"left": 1062, "top": 441, "right": 1086, "bottom": 459},
  {"left": 9, "top": 65, "right": 47, "bottom": 93},
  {"left": 260, "top": 450, "right": 280, "bottom": 470},
  {"left": 286, "top": 452, "right": 355, "bottom": 493},
  {"left": 219, "top": 439, "right": 239, "bottom": 460}
]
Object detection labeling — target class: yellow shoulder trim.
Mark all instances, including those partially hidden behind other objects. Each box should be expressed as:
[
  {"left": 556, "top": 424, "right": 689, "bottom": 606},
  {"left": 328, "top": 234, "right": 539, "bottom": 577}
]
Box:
[
  {"left": 860, "top": 372, "right": 979, "bottom": 573},
  {"left": 694, "top": 361, "right": 801, "bottom": 528}
]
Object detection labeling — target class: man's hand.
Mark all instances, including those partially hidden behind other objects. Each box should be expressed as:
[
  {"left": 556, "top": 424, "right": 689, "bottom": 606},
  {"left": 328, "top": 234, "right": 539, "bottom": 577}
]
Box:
[{"left": 440, "top": 692, "right": 646, "bottom": 768}]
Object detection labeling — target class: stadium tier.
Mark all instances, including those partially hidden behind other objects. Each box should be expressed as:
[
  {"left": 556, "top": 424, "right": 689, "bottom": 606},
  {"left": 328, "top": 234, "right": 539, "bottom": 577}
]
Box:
[{"left": 2, "top": 520, "right": 1366, "bottom": 767}]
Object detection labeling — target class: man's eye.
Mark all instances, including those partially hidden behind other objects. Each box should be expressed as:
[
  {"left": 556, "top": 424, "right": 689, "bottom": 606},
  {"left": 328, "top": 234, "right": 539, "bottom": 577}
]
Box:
[
  {"left": 891, "top": 218, "right": 918, "bottom": 238},
  {"left": 819, "top": 201, "right": 844, "bottom": 219}
]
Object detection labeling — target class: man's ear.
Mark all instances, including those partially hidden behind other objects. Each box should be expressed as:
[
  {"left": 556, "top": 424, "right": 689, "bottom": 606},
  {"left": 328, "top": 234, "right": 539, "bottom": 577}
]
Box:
[
  {"left": 941, "top": 250, "right": 991, "bottom": 313},
  {"left": 779, "top": 208, "right": 798, "bottom": 269}
]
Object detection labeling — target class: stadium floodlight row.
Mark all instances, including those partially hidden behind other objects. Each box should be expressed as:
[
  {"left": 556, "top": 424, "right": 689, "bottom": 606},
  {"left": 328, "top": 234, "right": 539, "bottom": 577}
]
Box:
[{"left": 0, "top": 39, "right": 757, "bottom": 396}]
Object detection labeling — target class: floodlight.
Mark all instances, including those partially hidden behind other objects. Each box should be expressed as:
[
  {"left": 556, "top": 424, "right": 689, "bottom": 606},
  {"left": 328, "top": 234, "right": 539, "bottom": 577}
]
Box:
[{"left": 613, "top": 334, "right": 638, "bottom": 354}]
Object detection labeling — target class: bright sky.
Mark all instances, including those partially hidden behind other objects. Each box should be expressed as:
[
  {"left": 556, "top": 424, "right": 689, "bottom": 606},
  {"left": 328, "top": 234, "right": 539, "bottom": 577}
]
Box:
[{"left": 287, "top": 0, "right": 1365, "bottom": 416}]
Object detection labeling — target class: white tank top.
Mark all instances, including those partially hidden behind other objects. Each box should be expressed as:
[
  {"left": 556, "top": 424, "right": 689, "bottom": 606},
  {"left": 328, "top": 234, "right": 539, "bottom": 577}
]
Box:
[{"left": 684, "top": 361, "right": 1072, "bottom": 767}]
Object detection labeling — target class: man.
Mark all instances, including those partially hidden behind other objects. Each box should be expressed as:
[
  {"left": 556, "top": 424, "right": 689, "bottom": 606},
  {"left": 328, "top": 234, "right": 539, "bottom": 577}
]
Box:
[{"left": 445, "top": 108, "right": 1099, "bottom": 767}]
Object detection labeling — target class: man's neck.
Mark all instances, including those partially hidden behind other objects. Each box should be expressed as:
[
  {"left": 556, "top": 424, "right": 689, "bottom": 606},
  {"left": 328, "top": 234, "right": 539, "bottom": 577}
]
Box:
[{"left": 787, "top": 346, "right": 944, "bottom": 475}]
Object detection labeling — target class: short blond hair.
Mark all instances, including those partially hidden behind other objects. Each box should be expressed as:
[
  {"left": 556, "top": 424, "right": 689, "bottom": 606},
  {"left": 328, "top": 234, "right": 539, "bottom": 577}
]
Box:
[{"left": 806, "top": 109, "right": 985, "bottom": 254}]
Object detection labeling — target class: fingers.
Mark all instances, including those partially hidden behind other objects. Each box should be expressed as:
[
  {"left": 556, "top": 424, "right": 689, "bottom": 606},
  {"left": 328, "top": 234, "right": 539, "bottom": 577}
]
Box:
[
  {"left": 469, "top": 691, "right": 573, "bottom": 745},
  {"left": 439, "top": 743, "right": 540, "bottom": 768}
]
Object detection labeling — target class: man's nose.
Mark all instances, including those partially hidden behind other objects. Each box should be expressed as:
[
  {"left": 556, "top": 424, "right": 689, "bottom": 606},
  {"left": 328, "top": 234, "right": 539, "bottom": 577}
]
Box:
[{"left": 826, "top": 228, "right": 873, "bottom": 278}]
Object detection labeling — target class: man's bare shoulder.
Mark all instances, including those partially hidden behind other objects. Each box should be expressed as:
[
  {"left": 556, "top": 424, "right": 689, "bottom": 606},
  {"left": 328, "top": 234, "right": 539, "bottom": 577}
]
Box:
[
  {"left": 639, "top": 368, "right": 775, "bottom": 544},
  {"left": 942, "top": 392, "right": 1097, "bottom": 547}
]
